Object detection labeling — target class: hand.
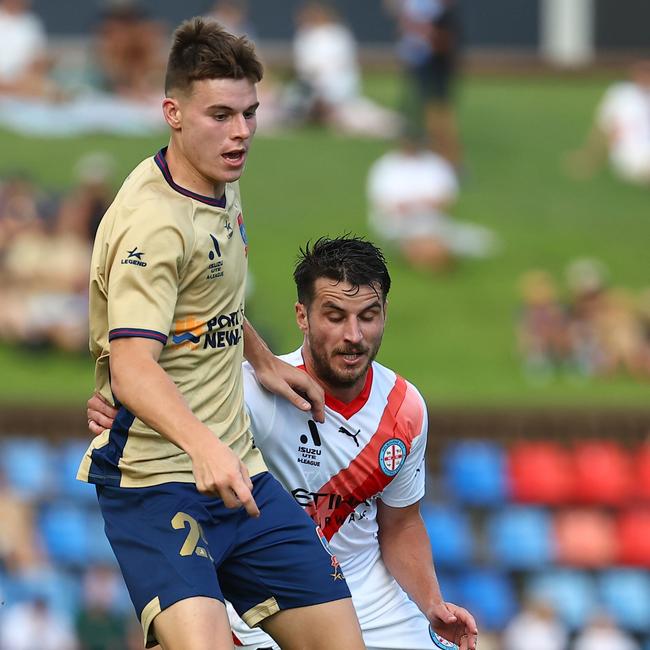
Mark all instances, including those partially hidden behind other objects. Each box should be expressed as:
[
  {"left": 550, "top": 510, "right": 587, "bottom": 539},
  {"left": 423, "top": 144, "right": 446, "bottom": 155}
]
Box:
[
  {"left": 87, "top": 391, "right": 118, "bottom": 435},
  {"left": 188, "top": 436, "right": 259, "bottom": 518},
  {"left": 427, "top": 601, "right": 478, "bottom": 650},
  {"left": 254, "top": 355, "right": 325, "bottom": 423}
]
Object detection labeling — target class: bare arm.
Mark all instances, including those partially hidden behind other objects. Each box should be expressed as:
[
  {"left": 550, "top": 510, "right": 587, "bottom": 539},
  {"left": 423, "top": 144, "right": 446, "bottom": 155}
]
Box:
[
  {"left": 243, "top": 318, "right": 324, "bottom": 423},
  {"left": 377, "top": 500, "right": 478, "bottom": 650},
  {"left": 109, "top": 337, "right": 259, "bottom": 516}
]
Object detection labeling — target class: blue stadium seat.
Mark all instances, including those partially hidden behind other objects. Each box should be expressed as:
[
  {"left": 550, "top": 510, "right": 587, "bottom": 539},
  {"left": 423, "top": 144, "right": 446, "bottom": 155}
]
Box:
[
  {"left": 11, "top": 567, "right": 80, "bottom": 618},
  {"left": 85, "top": 509, "right": 118, "bottom": 565},
  {"left": 56, "top": 440, "right": 98, "bottom": 503},
  {"left": 487, "top": 505, "right": 554, "bottom": 569},
  {"left": 421, "top": 504, "right": 474, "bottom": 568},
  {"left": 526, "top": 569, "right": 596, "bottom": 629},
  {"left": 598, "top": 569, "right": 650, "bottom": 633},
  {"left": 39, "top": 502, "right": 91, "bottom": 567},
  {"left": 456, "top": 569, "right": 518, "bottom": 631},
  {"left": 442, "top": 441, "right": 508, "bottom": 506},
  {"left": 1, "top": 438, "right": 54, "bottom": 498}
]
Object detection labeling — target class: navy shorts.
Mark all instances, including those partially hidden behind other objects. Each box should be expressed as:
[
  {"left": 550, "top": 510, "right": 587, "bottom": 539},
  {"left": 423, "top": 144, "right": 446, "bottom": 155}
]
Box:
[{"left": 97, "top": 472, "right": 350, "bottom": 647}]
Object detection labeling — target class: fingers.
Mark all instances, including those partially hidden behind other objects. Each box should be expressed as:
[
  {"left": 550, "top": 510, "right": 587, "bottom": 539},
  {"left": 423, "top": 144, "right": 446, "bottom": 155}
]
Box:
[
  {"left": 231, "top": 478, "right": 260, "bottom": 518},
  {"left": 294, "top": 377, "right": 325, "bottom": 423},
  {"left": 88, "top": 419, "right": 106, "bottom": 436},
  {"left": 87, "top": 392, "right": 118, "bottom": 434}
]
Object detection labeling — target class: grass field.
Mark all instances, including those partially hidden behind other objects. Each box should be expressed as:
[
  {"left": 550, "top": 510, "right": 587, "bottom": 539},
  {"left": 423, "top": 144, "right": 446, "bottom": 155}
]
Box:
[{"left": 1, "top": 72, "right": 649, "bottom": 407}]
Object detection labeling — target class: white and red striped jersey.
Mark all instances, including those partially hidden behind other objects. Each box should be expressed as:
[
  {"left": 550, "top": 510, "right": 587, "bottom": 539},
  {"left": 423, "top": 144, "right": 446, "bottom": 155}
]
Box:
[{"left": 231, "top": 348, "right": 432, "bottom": 649}]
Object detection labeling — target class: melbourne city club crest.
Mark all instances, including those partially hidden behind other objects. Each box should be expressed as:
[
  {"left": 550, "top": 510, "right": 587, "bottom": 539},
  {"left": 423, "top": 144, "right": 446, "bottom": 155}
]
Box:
[
  {"left": 429, "top": 627, "right": 458, "bottom": 649},
  {"left": 379, "top": 438, "right": 407, "bottom": 476}
]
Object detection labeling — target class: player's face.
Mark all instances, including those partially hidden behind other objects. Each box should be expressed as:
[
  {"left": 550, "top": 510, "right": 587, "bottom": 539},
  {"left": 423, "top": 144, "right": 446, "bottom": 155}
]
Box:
[
  {"left": 165, "top": 77, "right": 258, "bottom": 192},
  {"left": 297, "top": 279, "right": 386, "bottom": 395}
]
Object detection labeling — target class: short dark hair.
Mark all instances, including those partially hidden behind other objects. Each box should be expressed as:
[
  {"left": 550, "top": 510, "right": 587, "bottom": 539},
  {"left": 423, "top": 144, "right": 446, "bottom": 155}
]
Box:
[
  {"left": 165, "top": 17, "right": 263, "bottom": 95},
  {"left": 294, "top": 236, "right": 391, "bottom": 306}
]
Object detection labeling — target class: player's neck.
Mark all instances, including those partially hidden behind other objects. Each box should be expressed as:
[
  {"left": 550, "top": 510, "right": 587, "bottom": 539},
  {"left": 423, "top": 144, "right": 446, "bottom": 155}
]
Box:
[{"left": 165, "top": 141, "right": 226, "bottom": 199}]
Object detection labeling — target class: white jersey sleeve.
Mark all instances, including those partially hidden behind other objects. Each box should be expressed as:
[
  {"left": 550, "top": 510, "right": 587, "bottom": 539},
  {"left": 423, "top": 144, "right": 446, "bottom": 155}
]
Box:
[
  {"left": 379, "top": 387, "right": 427, "bottom": 508},
  {"left": 242, "top": 361, "right": 277, "bottom": 446}
]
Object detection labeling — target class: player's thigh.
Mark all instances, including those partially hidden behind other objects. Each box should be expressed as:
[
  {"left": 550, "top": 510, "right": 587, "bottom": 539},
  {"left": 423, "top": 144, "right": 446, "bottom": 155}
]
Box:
[
  {"left": 261, "top": 598, "right": 365, "bottom": 650},
  {"left": 153, "top": 596, "right": 233, "bottom": 650},
  {"left": 97, "top": 482, "right": 233, "bottom": 647},
  {"left": 217, "top": 472, "right": 352, "bottom": 630}
]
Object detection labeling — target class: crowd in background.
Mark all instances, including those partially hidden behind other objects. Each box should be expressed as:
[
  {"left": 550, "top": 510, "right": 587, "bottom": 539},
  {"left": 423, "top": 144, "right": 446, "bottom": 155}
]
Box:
[{"left": 517, "top": 259, "right": 650, "bottom": 383}]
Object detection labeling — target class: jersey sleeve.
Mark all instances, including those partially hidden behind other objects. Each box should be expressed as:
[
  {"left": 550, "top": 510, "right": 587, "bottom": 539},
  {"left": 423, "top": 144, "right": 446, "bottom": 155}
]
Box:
[
  {"left": 379, "top": 389, "right": 428, "bottom": 508},
  {"left": 105, "top": 202, "right": 192, "bottom": 345},
  {"left": 242, "top": 362, "right": 277, "bottom": 445}
]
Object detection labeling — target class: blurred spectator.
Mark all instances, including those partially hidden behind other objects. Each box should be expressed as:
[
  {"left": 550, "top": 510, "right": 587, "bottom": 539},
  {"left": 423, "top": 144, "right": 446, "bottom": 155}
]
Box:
[
  {"left": 90, "top": 1, "right": 165, "bottom": 102},
  {"left": 205, "top": 0, "right": 255, "bottom": 38},
  {"left": 567, "top": 60, "right": 650, "bottom": 186},
  {"left": 288, "top": 1, "right": 400, "bottom": 137},
  {"left": 517, "top": 270, "right": 571, "bottom": 383},
  {"left": 502, "top": 598, "right": 568, "bottom": 650},
  {"left": 59, "top": 152, "right": 117, "bottom": 241},
  {"left": 0, "top": 172, "right": 47, "bottom": 250},
  {"left": 75, "top": 565, "right": 129, "bottom": 650},
  {"left": 572, "top": 613, "right": 640, "bottom": 650},
  {"left": 0, "top": 469, "right": 42, "bottom": 572},
  {"left": 366, "top": 129, "right": 497, "bottom": 272},
  {"left": 0, "top": 596, "right": 78, "bottom": 650},
  {"left": 0, "top": 166, "right": 92, "bottom": 352},
  {"left": 0, "top": 0, "right": 57, "bottom": 99},
  {"left": 386, "top": 0, "right": 463, "bottom": 168}
]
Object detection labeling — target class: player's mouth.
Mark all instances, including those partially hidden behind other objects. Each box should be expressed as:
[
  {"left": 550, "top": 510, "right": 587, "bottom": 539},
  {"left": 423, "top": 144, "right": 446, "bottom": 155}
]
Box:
[
  {"left": 221, "top": 149, "right": 246, "bottom": 167},
  {"left": 337, "top": 349, "right": 367, "bottom": 366}
]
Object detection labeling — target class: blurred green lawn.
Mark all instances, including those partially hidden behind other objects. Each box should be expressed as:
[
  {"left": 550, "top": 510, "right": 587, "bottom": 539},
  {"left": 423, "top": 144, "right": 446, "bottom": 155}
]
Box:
[{"left": 1, "top": 72, "right": 649, "bottom": 407}]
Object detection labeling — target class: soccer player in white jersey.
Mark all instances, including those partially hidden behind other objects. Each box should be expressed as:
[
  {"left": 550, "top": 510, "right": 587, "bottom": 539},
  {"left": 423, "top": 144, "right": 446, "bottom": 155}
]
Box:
[{"left": 88, "top": 236, "right": 478, "bottom": 650}]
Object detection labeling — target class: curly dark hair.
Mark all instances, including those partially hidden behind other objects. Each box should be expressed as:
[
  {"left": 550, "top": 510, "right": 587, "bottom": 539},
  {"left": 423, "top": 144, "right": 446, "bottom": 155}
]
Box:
[
  {"left": 293, "top": 235, "right": 391, "bottom": 306},
  {"left": 165, "top": 17, "right": 263, "bottom": 95}
]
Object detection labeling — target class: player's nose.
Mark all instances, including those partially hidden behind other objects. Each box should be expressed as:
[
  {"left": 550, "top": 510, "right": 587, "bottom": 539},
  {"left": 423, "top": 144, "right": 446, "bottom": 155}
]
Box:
[
  {"left": 343, "top": 317, "right": 363, "bottom": 343},
  {"left": 230, "top": 113, "right": 251, "bottom": 140}
]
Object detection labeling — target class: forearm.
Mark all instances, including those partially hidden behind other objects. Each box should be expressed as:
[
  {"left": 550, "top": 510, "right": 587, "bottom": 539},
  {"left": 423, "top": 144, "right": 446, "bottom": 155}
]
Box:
[
  {"left": 243, "top": 317, "right": 274, "bottom": 369},
  {"left": 110, "top": 345, "right": 214, "bottom": 457},
  {"left": 378, "top": 518, "right": 444, "bottom": 615}
]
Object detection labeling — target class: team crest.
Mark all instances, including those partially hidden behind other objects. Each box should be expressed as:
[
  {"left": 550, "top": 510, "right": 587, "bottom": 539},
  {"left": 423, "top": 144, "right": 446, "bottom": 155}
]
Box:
[
  {"left": 429, "top": 628, "right": 457, "bottom": 649},
  {"left": 315, "top": 526, "right": 344, "bottom": 581},
  {"left": 379, "top": 439, "right": 407, "bottom": 476}
]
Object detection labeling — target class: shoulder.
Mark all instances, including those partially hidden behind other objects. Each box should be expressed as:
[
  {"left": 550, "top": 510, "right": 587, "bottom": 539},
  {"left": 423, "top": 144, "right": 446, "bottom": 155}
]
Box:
[{"left": 373, "top": 362, "right": 427, "bottom": 434}]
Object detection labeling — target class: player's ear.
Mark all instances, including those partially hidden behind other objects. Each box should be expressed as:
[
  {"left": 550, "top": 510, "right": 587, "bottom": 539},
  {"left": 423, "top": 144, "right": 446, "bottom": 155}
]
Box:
[
  {"left": 295, "top": 301, "right": 308, "bottom": 333},
  {"left": 162, "top": 97, "right": 182, "bottom": 130}
]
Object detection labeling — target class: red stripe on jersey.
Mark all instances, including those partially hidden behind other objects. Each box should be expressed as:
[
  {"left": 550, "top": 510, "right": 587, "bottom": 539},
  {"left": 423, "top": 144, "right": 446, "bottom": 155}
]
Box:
[
  {"left": 304, "top": 375, "right": 421, "bottom": 540},
  {"left": 232, "top": 631, "right": 243, "bottom": 646}
]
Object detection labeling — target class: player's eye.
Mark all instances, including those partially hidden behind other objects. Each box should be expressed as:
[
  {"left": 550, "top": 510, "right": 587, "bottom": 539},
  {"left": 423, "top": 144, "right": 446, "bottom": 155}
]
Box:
[
  {"left": 244, "top": 109, "right": 257, "bottom": 119},
  {"left": 213, "top": 113, "right": 228, "bottom": 121}
]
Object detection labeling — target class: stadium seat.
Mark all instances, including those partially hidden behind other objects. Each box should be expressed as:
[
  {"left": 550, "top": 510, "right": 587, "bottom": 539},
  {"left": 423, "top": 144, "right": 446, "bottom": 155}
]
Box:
[
  {"left": 56, "top": 440, "right": 98, "bottom": 503},
  {"left": 421, "top": 504, "right": 474, "bottom": 568},
  {"left": 38, "top": 502, "right": 91, "bottom": 567},
  {"left": 635, "top": 442, "right": 650, "bottom": 501},
  {"left": 526, "top": 569, "right": 597, "bottom": 630},
  {"left": 572, "top": 440, "right": 633, "bottom": 505},
  {"left": 508, "top": 441, "right": 574, "bottom": 504},
  {"left": 8, "top": 566, "right": 80, "bottom": 618},
  {"left": 554, "top": 508, "right": 617, "bottom": 567},
  {"left": 598, "top": 569, "right": 650, "bottom": 633},
  {"left": 456, "top": 569, "right": 518, "bottom": 631},
  {"left": 85, "top": 509, "right": 117, "bottom": 565},
  {"left": 617, "top": 508, "right": 650, "bottom": 566},
  {"left": 1, "top": 437, "right": 54, "bottom": 498},
  {"left": 442, "top": 441, "right": 508, "bottom": 506},
  {"left": 487, "top": 505, "right": 554, "bottom": 569}
]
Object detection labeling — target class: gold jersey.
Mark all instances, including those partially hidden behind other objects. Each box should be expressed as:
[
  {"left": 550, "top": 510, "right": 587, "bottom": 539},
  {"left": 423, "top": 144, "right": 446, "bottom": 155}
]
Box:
[{"left": 78, "top": 148, "right": 266, "bottom": 487}]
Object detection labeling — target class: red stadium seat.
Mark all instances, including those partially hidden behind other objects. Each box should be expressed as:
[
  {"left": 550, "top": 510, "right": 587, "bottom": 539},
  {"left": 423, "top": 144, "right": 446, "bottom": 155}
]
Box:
[
  {"left": 508, "top": 441, "right": 574, "bottom": 504},
  {"left": 554, "top": 508, "right": 617, "bottom": 567},
  {"left": 635, "top": 442, "right": 650, "bottom": 502},
  {"left": 572, "top": 441, "right": 633, "bottom": 505},
  {"left": 617, "top": 508, "right": 650, "bottom": 567}
]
